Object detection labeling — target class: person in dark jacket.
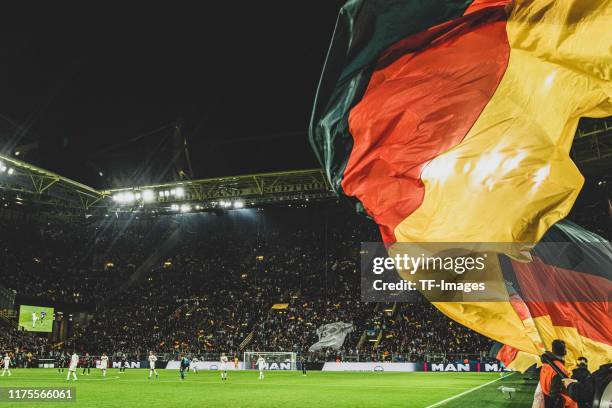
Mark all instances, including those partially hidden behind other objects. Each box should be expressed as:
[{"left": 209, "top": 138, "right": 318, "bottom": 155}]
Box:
[
  {"left": 568, "top": 357, "right": 593, "bottom": 408},
  {"left": 563, "top": 363, "right": 612, "bottom": 408},
  {"left": 572, "top": 357, "right": 591, "bottom": 382}
]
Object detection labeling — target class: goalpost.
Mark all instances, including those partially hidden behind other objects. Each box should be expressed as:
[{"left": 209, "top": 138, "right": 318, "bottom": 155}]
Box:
[{"left": 243, "top": 351, "right": 297, "bottom": 371}]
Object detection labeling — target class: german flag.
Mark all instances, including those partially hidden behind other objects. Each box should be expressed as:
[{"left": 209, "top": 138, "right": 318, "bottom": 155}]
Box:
[
  {"left": 309, "top": 0, "right": 611, "bottom": 245},
  {"left": 432, "top": 221, "right": 612, "bottom": 372},
  {"left": 309, "top": 0, "right": 611, "bottom": 370}
]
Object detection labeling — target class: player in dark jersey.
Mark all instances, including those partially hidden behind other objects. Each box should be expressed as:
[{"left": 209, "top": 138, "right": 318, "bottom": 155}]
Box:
[
  {"left": 57, "top": 353, "right": 66, "bottom": 373},
  {"left": 301, "top": 355, "right": 307, "bottom": 376},
  {"left": 179, "top": 354, "right": 190, "bottom": 380},
  {"left": 120, "top": 355, "right": 128, "bottom": 373},
  {"left": 82, "top": 352, "right": 93, "bottom": 375}
]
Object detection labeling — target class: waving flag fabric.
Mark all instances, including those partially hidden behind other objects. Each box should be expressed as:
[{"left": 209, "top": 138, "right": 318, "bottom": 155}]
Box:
[
  {"left": 310, "top": 0, "right": 612, "bottom": 371},
  {"left": 310, "top": 0, "right": 611, "bottom": 244},
  {"left": 431, "top": 221, "right": 612, "bottom": 372}
]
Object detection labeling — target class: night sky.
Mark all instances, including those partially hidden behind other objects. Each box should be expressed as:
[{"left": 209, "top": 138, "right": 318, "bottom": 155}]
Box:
[{"left": 0, "top": 2, "right": 344, "bottom": 189}]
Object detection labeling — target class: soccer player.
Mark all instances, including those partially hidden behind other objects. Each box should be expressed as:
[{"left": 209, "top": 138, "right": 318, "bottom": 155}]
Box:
[
  {"left": 82, "top": 352, "right": 92, "bottom": 375},
  {"left": 67, "top": 352, "right": 79, "bottom": 381},
  {"left": 148, "top": 351, "right": 158, "bottom": 379},
  {"left": 100, "top": 353, "right": 109, "bottom": 378},
  {"left": 119, "top": 355, "right": 127, "bottom": 373},
  {"left": 301, "top": 355, "right": 307, "bottom": 376},
  {"left": 31, "top": 312, "right": 38, "bottom": 328},
  {"left": 220, "top": 353, "right": 228, "bottom": 381},
  {"left": 190, "top": 356, "right": 199, "bottom": 374},
  {"left": 57, "top": 353, "right": 66, "bottom": 374},
  {"left": 256, "top": 355, "right": 266, "bottom": 380},
  {"left": 1, "top": 354, "right": 11, "bottom": 377},
  {"left": 179, "top": 354, "right": 190, "bottom": 380},
  {"left": 234, "top": 355, "right": 239, "bottom": 369}
]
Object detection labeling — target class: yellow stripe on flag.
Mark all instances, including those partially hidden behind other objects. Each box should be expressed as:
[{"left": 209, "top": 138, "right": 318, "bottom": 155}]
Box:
[{"left": 393, "top": 0, "right": 611, "bottom": 244}]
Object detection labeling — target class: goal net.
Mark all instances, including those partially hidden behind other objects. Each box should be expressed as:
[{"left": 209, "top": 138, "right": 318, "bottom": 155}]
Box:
[{"left": 243, "top": 351, "right": 297, "bottom": 371}]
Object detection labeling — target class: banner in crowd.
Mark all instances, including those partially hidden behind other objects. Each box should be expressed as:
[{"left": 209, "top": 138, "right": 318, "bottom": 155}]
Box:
[{"left": 308, "top": 322, "right": 353, "bottom": 352}]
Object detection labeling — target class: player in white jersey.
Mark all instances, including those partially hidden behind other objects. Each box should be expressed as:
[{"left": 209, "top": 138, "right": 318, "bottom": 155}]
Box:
[
  {"left": 148, "top": 351, "right": 158, "bottom": 379},
  {"left": 256, "top": 356, "right": 266, "bottom": 380},
  {"left": 100, "top": 353, "right": 109, "bottom": 377},
  {"left": 190, "top": 357, "right": 199, "bottom": 374},
  {"left": 1, "top": 354, "right": 11, "bottom": 377},
  {"left": 67, "top": 352, "right": 79, "bottom": 381},
  {"left": 220, "top": 353, "right": 228, "bottom": 381},
  {"left": 31, "top": 312, "right": 38, "bottom": 328}
]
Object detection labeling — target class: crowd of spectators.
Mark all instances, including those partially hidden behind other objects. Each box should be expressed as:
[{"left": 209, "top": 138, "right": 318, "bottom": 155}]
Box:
[
  {"left": 374, "top": 303, "right": 493, "bottom": 359},
  {"left": 2, "top": 203, "right": 499, "bottom": 362},
  {"left": 0, "top": 325, "right": 50, "bottom": 367}
]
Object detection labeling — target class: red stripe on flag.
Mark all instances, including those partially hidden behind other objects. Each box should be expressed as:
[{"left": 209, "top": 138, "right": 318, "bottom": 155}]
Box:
[
  {"left": 512, "top": 258, "right": 612, "bottom": 346},
  {"left": 496, "top": 344, "right": 519, "bottom": 367}
]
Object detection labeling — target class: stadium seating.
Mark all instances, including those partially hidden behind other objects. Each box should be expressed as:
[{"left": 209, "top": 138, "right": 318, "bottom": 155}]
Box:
[{"left": 0, "top": 203, "right": 528, "bottom": 363}]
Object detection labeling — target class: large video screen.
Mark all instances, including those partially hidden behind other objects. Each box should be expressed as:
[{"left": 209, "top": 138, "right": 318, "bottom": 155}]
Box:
[{"left": 18, "top": 305, "right": 54, "bottom": 332}]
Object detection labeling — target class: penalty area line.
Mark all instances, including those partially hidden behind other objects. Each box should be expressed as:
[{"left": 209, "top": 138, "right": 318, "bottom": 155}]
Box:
[{"left": 424, "top": 373, "right": 514, "bottom": 408}]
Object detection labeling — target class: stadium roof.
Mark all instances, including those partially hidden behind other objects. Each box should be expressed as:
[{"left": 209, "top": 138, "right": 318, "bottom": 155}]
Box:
[
  {"left": 0, "top": 153, "right": 335, "bottom": 217},
  {"left": 0, "top": 152, "right": 105, "bottom": 214},
  {"left": 1, "top": 115, "right": 609, "bottom": 219}
]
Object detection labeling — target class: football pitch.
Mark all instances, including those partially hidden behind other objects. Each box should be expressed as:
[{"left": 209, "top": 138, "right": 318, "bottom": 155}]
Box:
[{"left": 0, "top": 369, "right": 536, "bottom": 407}]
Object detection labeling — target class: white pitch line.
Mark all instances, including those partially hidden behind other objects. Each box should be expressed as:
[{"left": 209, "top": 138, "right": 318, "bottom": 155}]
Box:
[{"left": 424, "top": 373, "right": 514, "bottom": 408}]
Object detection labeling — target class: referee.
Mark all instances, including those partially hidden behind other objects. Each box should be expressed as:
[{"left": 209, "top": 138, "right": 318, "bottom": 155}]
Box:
[{"left": 301, "top": 355, "right": 307, "bottom": 376}]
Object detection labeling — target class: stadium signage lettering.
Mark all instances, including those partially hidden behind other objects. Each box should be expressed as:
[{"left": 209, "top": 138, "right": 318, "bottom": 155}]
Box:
[
  {"left": 264, "top": 362, "right": 292, "bottom": 371},
  {"left": 111, "top": 361, "right": 140, "bottom": 369},
  {"left": 431, "top": 363, "right": 470, "bottom": 372},
  {"left": 484, "top": 363, "right": 510, "bottom": 372},
  {"left": 199, "top": 182, "right": 327, "bottom": 199}
]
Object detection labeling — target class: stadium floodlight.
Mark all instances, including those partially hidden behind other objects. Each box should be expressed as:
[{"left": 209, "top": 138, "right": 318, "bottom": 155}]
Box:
[
  {"left": 164, "top": 190, "right": 170, "bottom": 197},
  {"left": 135, "top": 192, "right": 141, "bottom": 200},
  {"left": 180, "top": 204, "right": 191, "bottom": 213},
  {"left": 220, "top": 200, "right": 232, "bottom": 208},
  {"left": 233, "top": 200, "right": 244, "bottom": 209},
  {"left": 142, "top": 189, "right": 155, "bottom": 203},
  {"left": 158, "top": 191, "right": 164, "bottom": 197},
  {"left": 7, "top": 168, "right": 14, "bottom": 175},
  {"left": 112, "top": 193, "right": 123, "bottom": 203},
  {"left": 170, "top": 204, "right": 179, "bottom": 211},
  {"left": 0, "top": 162, "right": 6, "bottom": 172},
  {"left": 123, "top": 192, "right": 135, "bottom": 203},
  {"left": 175, "top": 187, "right": 185, "bottom": 197}
]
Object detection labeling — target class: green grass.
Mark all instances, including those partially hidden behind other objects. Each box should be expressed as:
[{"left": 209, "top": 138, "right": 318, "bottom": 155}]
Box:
[{"left": 0, "top": 369, "right": 535, "bottom": 407}]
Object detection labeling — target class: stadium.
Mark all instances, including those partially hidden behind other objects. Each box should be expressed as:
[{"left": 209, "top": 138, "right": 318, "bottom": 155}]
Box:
[{"left": 0, "top": 2, "right": 611, "bottom": 407}]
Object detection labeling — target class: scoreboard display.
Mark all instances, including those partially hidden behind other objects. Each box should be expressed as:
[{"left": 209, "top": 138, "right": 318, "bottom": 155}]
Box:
[{"left": 18, "top": 305, "right": 54, "bottom": 332}]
